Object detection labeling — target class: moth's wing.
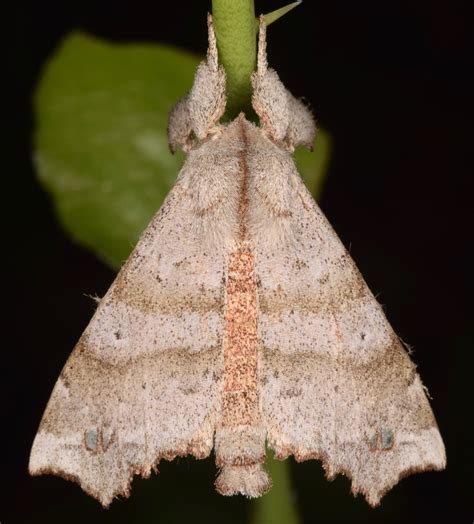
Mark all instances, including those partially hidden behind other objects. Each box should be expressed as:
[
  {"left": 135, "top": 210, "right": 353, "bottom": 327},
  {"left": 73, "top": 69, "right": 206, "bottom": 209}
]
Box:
[
  {"left": 28, "top": 129, "right": 244, "bottom": 507},
  {"left": 248, "top": 129, "right": 446, "bottom": 507}
]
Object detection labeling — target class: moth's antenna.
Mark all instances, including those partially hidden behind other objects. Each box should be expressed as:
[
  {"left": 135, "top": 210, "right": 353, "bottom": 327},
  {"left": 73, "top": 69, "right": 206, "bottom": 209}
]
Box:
[
  {"left": 207, "top": 13, "right": 219, "bottom": 72},
  {"left": 257, "top": 15, "right": 268, "bottom": 76}
]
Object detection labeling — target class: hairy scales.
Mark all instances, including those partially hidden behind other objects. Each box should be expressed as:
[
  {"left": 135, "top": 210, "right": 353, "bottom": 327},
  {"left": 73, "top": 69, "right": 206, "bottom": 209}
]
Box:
[{"left": 29, "top": 15, "right": 445, "bottom": 509}]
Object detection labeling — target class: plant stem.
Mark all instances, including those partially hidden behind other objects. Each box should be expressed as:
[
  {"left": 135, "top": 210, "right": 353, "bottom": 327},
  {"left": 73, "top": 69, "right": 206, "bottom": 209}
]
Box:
[
  {"left": 251, "top": 456, "right": 300, "bottom": 524},
  {"left": 211, "top": 0, "right": 256, "bottom": 118}
]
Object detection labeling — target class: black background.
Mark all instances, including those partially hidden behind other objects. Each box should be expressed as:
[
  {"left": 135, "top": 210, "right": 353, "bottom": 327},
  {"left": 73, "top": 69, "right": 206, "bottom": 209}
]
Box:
[{"left": 6, "top": 0, "right": 472, "bottom": 522}]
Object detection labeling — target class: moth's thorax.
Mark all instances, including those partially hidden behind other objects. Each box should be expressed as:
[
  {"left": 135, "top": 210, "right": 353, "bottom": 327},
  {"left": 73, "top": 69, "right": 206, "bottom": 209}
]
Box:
[{"left": 179, "top": 117, "right": 299, "bottom": 253}]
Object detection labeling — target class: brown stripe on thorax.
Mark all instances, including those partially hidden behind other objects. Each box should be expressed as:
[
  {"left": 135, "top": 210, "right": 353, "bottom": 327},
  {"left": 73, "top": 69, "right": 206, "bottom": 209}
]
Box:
[
  {"left": 221, "top": 119, "right": 260, "bottom": 428},
  {"left": 237, "top": 117, "right": 250, "bottom": 241}
]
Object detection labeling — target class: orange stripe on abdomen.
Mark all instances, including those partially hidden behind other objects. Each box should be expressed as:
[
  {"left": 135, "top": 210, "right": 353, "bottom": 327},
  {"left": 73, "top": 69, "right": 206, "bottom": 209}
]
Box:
[{"left": 221, "top": 248, "right": 259, "bottom": 427}]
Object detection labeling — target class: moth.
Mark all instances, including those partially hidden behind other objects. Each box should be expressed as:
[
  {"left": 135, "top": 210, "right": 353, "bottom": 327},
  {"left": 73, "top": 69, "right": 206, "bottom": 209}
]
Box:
[{"left": 29, "top": 16, "right": 446, "bottom": 508}]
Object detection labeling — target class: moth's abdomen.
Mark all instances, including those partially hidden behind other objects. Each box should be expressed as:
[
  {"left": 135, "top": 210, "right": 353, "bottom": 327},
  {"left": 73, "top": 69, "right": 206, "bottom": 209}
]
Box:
[{"left": 214, "top": 247, "right": 269, "bottom": 496}]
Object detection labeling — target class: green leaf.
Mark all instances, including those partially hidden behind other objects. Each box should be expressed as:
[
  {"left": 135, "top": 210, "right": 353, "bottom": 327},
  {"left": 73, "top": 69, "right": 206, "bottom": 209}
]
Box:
[
  {"left": 35, "top": 32, "right": 330, "bottom": 271},
  {"left": 35, "top": 33, "right": 200, "bottom": 268},
  {"left": 296, "top": 128, "right": 332, "bottom": 197}
]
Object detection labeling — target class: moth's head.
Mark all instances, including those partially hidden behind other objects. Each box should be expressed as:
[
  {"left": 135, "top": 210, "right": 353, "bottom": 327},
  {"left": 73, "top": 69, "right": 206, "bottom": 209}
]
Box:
[{"left": 167, "top": 14, "right": 316, "bottom": 154}]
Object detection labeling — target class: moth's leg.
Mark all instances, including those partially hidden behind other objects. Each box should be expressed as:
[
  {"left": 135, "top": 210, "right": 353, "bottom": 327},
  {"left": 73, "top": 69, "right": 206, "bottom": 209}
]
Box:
[
  {"left": 251, "top": 16, "right": 316, "bottom": 150},
  {"left": 167, "top": 15, "right": 226, "bottom": 150},
  {"left": 187, "top": 14, "right": 226, "bottom": 140},
  {"left": 285, "top": 92, "right": 316, "bottom": 151},
  {"left": 167, "top": 94, "right": 192, "bottom": 153},
  {"left": 251, "top": 17, "right": 289, "bottom": 142}
]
